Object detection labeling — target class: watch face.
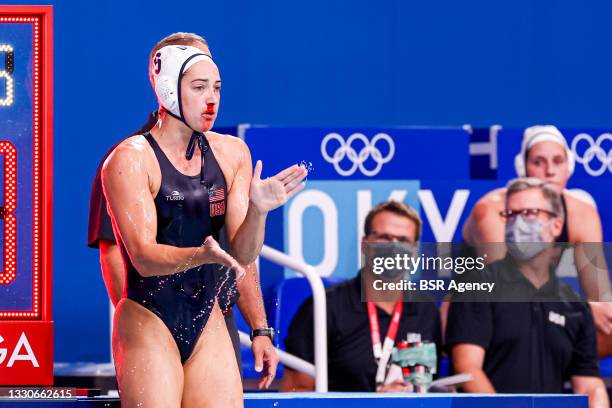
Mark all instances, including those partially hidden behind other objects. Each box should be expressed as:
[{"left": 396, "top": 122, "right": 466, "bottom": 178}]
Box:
[{"left": 252, "top": 328, "right": 274, "bottom": 341}]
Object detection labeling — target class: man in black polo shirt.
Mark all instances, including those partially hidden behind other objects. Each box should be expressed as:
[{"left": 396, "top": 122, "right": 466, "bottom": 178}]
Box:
[
  {"left": 87, "top": 32, "right": 279, "bottom": 389},
  {"left": 281, "top": 200, "right": 442, "bottom": 392},
  {"left": 446, "top": 178, "right": 608, "bottom": 407}
]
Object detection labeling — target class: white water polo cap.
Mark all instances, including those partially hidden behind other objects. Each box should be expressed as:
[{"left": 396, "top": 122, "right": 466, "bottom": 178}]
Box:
[
  {"left": 514, "top": 125, "right": 575, "bottom": 177},
  {"left": 152, "top": 45, "right": 215, "bottom": 122}
]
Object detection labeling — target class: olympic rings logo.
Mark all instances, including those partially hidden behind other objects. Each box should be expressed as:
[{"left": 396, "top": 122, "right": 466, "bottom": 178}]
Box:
[
  {"left": 571, "top": 133, "right": 612, "bottom": 177},
  {"left": 320, "top": 133, "right": 395, "bottom": 176}
]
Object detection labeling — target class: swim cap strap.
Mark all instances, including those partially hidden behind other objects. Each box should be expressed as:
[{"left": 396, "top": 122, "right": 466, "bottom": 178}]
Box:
[
  {"left": 177, "top": 53, "right": 207, "bottom": 128},
  {"left": 186, "top": 131, "right": 210, "bottom": 186},
  {"left": 164, "top": 109, "right": 183, "bottom": 123}
]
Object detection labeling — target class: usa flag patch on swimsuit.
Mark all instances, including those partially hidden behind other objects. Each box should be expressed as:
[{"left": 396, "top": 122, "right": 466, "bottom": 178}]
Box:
[
  {"left": 209, "top": 187, "right": 225, "bottom": 203},
  {"left": 209, "top": 187, "right": 226, "bottom": 216}
]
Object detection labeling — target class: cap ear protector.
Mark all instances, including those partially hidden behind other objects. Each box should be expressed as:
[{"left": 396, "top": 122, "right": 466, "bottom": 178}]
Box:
[
  {"left": 152, "top": 45, "right": 215, "bottom": 127},
  {"left": 154, "top": 74, "right": 179, "bottom": 115},
  {"left": 514, "top": 125, "right": 575, "bottom": 177}
]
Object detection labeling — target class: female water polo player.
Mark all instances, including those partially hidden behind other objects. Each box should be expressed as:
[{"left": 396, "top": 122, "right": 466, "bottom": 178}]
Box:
[
  {"left": 102, "top": 44, "right": 307, "bottom": 407},
  {"left": 461, "top": 125, "right": 612, "bottom": 347}
]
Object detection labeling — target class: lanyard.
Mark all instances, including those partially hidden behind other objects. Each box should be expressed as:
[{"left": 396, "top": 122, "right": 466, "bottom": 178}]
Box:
[{"left": 367, "top": 301, "right": 403, "bottom": 385}]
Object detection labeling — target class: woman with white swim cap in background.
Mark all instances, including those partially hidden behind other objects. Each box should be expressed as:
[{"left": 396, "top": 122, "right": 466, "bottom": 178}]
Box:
[
  {"left": 461, "top": 125, "right": 612, "bottom": 354},
  {"left": 102, "top": 43, "right": 307, "bottom": 407}
]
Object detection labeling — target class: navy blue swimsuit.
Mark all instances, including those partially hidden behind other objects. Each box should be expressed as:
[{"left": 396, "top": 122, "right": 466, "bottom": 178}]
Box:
[
  {"left": 121, "top": 132, "right": 236, "bottom": 363},
  {"left": 557, "top": 194, "right": 569, "bottom": 243}
]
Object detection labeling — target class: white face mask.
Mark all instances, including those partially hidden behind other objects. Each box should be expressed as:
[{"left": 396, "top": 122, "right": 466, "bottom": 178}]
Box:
[{"left": 505, "top": 216, "right": 550, "bottom": 261}]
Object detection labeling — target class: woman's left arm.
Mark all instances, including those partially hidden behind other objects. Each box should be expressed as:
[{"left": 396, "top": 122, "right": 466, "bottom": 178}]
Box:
[{"left": 225, "top": 139, "right": 306, "bottom": 264}]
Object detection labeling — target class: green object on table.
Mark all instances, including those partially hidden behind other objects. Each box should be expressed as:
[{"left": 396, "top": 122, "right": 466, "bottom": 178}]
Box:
[
  {"left": 391, "top": 342, "right": 437, "bottom": 373},
  {"left": 405, "top": 371, "right": 433, "bottom": 388}
]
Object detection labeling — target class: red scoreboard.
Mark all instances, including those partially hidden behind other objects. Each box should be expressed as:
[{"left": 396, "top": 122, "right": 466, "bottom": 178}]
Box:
[{"left": 0, "top": 6, "right": 53, "bottom": 385}]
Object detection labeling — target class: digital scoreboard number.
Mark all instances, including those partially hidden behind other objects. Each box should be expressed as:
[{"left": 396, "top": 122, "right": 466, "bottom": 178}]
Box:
[
  {"left": 0, "top": 43, "right": 14, "bottom": 106},
  {"left": 0, "top": 6, "right": 53, "bottom": 385}
]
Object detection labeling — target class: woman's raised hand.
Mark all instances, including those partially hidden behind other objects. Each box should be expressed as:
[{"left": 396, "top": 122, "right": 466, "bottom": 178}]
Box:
[{"left": 249, "top": 161, "right": 307, "bottom": 214}]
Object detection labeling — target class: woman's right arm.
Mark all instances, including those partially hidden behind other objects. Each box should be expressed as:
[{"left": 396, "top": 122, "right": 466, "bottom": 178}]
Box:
[
  {"left": 463, "top": 190, "right": 507, "bottom": 264},
  {"left": 101, "top": 141, "right": 243, "bottom": 278}
]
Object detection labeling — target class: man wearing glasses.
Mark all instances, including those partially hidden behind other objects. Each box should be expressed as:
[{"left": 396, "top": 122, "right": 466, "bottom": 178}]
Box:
[
  {"left": 461, "top": 126, "right": 612, "bottom": 348},
  {"left": 446, "top": 178, "right": 608, "bottom": 407},
  {"left": 281, "top": 200, "right": 442, "bottom": 392}
]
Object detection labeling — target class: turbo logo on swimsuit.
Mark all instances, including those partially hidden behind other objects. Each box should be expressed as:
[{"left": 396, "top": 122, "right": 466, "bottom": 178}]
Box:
[
  {"left": 321, "top": 132, "right": 395, "bottom": 177},
  {"left": 165, "top": 190, "right": 185, "bottom": 201},
  {"left": 571, "top": 133, "right": 612, "bottom": 176}
]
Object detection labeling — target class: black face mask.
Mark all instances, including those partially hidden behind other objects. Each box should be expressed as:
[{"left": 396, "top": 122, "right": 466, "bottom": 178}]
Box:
[{"left": 367, "top": 241, "right": 416, "bottom": 281}]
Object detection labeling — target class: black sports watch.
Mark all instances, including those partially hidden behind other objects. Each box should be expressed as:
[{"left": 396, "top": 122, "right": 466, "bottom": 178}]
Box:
[{"left": 250, "top": 327, "right": 275, "bottom": 342}]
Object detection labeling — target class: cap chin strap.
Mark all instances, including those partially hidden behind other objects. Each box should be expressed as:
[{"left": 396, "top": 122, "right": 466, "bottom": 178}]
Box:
[
  {"left": 160, "top": 108, "right": 210, "bottom": 187},
  {"left": 186, "top": 131, "right": 209, "bottom": 186},
  {"left": 164, "top": 109, "right": 183, "bottom": 123}
]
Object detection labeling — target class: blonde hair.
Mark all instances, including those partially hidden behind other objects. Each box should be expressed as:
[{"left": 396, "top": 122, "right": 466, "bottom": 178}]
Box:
[
  {"left": 150, "top": 32, "right": 209, "bottom": 60},
  {"left": 148, "top": 33, "right": 211, "bottom": 88}
]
